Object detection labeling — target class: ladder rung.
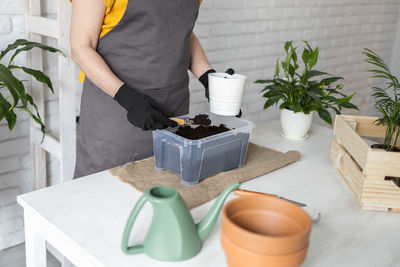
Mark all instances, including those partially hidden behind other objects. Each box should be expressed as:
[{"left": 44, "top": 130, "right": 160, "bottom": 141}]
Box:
[
  {"left": 27, "top": 15, "right": 58, "bottom": 39},
  {"left": 31, "top": 128, "right": 61, "bottom": 159}
]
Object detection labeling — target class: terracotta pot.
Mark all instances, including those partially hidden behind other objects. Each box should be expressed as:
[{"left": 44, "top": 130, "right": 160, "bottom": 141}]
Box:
[{"left": 221, "top": 196, "right": 312, "bottom": 267}]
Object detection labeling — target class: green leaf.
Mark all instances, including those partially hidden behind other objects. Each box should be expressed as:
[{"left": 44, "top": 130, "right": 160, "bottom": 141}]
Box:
[
  {"left": 9, "top": 42, "right": 64, "bottom": 65},
  {"left": 255, "top": 79, "right": 275, "bottom": 84},
  {"left": 16, "top": 106, "right": 45, "bottom": 142},
  {"left": 308, "top": 70, "right": 328, "bottom": 78},
  {"left": 302, "top": 48, "right": 310, "bottom": 66},
  {"left": 284, "top": 50, "right": 294, "bottom": 71},
  {"left": 0, "top": 39, "right": 32, "bottom": 61},
  {"left": 293, "top": 102, "right": 303, "bottom": 112},
  {"left": 318, "top": 108, "right": 333, "bottom": 125},
  {"left": 320, "top": 76, "right": 344, "bottom": 86},
  {"left": 309, "top": 46, "right": 319, "bottom": 69},
  {"left": 263, "top": 96, "right": 281, "bottom": 110},
  {"left": 279, "top": 102, "right": 289, "bottom": 110},
  {"left": 0, "top": 93, "right": 6, "bottom": 121},
  {"left": 4, "top": 109, "right": 17, "bottom": 130},
  {"left": 304, "top": 40, "right": 313, "bottom": 52},
  {"left": 284, "top": 41, "right": 292, "bottom": 53},
  {"left": 9, "top": 65, "right": 54, "bottom": 93},
  {"left": 0, "top": 64, "right": 24, "bottom": 107},
  {"left": 275, "top": 58, "right": 280, "bottom": 75},
  {"left": 0, "top": 93, "right": 17, "bottom": 130},
  {"left": 340, "top": 102, "right": 359, "bottom": 110}
]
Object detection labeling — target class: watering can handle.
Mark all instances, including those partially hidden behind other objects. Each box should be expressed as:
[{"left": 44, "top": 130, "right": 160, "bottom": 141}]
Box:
[{"left": 121, "top": 194, "right": 147, "bottom": 254}]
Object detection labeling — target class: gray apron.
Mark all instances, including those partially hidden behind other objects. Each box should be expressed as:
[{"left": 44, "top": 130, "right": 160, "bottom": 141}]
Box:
[{"left": 74, "top": 0, "right": 199, "bottom": 178}]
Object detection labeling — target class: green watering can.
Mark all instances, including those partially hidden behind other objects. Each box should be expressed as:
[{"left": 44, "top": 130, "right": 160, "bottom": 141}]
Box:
[{"left": 121, "top": 182, "right": 240, "bottom": 261}]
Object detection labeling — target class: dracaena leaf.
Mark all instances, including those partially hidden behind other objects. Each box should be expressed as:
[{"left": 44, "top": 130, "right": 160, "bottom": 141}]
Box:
[
  {"left": 0, "top": 64, "right": 23, "bottom": 107},
  {"left": 9, "top": 65, "right": 54, "bottom": 93},
  {"left": 9, "top": 42, "right": 64, "bottom": 65},
  {"left": 0, "top": 39, "right": 32, "bottom": 61},
  {"left": 16, "top": 106, "right": 45, "bottom": 142}
]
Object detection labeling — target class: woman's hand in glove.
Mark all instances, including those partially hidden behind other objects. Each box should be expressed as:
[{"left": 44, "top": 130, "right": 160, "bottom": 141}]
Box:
[{"left": 114, "top": 84, "right": 178, "bottom": 130}]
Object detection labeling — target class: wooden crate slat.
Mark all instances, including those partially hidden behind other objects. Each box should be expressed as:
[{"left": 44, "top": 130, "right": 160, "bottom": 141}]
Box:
[
  {"left": 330, "top": 139, "right": 363, "bottom": 202},
  {"left": 334, "top": 115, "right": 369, "bottom": 170},
  {"left": 362, "top": 205, "right": 390, "bottom": 212},
  {"left": 339, "top": 115, "right": 385, "bottom": 138},
  {"left": 361, "top": 199, "right": 400, "bottom": 208},
  {"left": 364, "top": 150, "right": 400, "bottom": 177}
]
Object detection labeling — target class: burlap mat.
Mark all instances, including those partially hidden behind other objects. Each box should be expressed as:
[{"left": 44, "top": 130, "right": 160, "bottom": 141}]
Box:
[{"left": 109, "top": 143, "right": 300, "bottom": 209}]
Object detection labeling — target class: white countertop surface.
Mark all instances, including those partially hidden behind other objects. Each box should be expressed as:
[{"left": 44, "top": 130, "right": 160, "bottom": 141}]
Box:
[{"left": 18, "top": 121, "right": 400, "bottom": 267}]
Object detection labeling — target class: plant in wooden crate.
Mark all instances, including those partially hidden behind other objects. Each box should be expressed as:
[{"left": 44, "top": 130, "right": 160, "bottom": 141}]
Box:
[
  {"left": 0, "top": 39, "right": 63, "bottom": 142},
  {"left": 330, "top": 48, "right": 400, "bottom": 212},
  {"left": 255, "top": 41, "right": 358, "bottom": 140},
  {"left": 363, "top": 48, "right": 400, "bottom": 152}
]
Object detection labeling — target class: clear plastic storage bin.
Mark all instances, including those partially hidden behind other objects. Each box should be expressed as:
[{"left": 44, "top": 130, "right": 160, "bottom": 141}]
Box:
[{"left": 153, "top": 113, "right": 256, "bottom": 185}]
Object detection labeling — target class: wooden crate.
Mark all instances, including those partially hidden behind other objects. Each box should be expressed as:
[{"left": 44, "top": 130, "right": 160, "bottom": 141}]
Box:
[{"left": 330, "top": 115, "right": 400, "bottom": 212}]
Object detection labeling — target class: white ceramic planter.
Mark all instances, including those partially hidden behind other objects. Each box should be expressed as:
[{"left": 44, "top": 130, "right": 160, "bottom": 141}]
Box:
[
  {"left": 209, "top": 73, "right": 246, "bottom": 116},
  {"left": 280, "top": 109, "right": 313, "bottom": 140}
]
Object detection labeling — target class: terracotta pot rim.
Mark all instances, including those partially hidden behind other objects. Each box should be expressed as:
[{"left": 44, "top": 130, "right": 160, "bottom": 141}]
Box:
[{"left": 222, "top": 197, "right": 312, "bottom": 241}]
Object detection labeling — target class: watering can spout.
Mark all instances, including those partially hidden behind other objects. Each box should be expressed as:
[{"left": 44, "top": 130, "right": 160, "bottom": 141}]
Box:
[{"left": 196, "top": 182, "right": 240, "bottom": 241}]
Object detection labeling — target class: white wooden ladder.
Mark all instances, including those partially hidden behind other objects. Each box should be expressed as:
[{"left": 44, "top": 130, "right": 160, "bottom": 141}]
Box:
[{"left": 24, "top": 0, "right": 76, "bottom": 189}]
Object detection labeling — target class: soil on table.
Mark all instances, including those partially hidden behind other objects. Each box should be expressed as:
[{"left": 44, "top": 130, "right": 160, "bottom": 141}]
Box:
[{"left": 175, "top": 114, "right": 230, "bottom": 140}]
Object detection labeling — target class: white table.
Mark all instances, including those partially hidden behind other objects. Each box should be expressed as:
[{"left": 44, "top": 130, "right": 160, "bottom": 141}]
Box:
[{"left": 18, "top": 121, "right": 400, "bottom": 267}]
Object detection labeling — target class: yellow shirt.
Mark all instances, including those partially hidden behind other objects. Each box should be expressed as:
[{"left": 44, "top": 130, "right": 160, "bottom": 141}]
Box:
[{"left": 77, "top": 0, "right": 202, "bottom": 82}]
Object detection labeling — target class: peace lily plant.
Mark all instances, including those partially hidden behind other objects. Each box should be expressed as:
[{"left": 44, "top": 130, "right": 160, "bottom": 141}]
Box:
[
  {"left": 0, "top": 39, "right": 63, "bottom": 142},
  {"left": 364, "top": 48, "right": 400, "bottom": 152},
  {"left": 256, "top": 41, "right": 358, "bottom": 140}
]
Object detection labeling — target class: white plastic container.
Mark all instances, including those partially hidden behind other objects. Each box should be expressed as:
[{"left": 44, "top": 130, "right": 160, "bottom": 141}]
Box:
[
  {"left": 280, "top": 109, "right": 313, "bottom": 140},
  {"left": 153, "top": 113, "right": 256, "bottom": 186},
  {"left": 209, "top": 73, "right": 247, "bottom": 116}
]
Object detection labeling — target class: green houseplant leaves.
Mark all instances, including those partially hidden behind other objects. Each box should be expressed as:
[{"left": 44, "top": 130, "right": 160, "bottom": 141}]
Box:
[
  {"left": 255, "top": 41, "right": 358, "bottom": 125},
  {"left": 0, "top": 39, "right": 64, "bottom": 142},
  {"left": 363, "top": 48, "right": 400, "bottom": 151}
]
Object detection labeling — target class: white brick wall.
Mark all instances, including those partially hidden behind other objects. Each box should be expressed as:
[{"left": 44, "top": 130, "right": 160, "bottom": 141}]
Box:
[
  {"left": 0, "top": 0, "right": 30, "bottom": 250},
  {"left": 0, "top": 0, "right": 399, "bottom": 251}
]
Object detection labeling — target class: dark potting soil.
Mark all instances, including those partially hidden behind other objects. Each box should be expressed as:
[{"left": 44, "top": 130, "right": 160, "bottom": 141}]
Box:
[
  {"left": 191, "top": 114, "right": 211, "bottom": 126},
  {"left": 371, "top": 144, "right": 400, "bottom": 152},
  {"left": 175, "top": 125, "right": 230, "bottom": 140}
]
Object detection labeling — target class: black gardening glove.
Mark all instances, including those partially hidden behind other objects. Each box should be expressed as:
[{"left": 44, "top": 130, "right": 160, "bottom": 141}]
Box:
[
  {"left": 199, "top": 68, "right": 242, "bottom": 118},
  {"left": 199, "top": 69, "right": 216, "bottom": 100},
  {"left": 114, "top": 84, "right": 177, "bottom": 130}
]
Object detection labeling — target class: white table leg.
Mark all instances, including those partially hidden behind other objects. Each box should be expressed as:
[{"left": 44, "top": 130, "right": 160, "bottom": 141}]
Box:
[{"left": 24, "top": 210, "right": 47, "bottom": 267}]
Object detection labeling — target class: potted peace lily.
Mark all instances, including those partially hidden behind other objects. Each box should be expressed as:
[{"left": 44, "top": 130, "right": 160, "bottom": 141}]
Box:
[
  {"left": 0, "top": 39, "right": 62, "bottom": 141},
  {"left": 255, "top": 41, "right": 358, "bottom": 140}
]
